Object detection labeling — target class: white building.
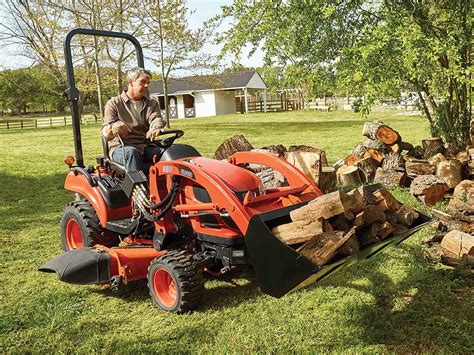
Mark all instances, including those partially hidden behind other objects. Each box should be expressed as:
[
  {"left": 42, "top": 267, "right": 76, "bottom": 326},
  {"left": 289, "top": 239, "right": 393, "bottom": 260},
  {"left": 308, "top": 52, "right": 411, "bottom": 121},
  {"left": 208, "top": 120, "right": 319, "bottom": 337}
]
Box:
[{"left": 149, "top": 71, "right": 268, "bottom": 118}]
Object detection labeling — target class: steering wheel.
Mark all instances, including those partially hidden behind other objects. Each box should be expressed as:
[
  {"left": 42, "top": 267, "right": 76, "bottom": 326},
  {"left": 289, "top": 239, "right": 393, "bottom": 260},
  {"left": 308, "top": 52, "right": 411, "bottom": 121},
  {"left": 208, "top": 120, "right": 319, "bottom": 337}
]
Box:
[{"left": 152, "top": 129, "right": 184, "bottom": 148}]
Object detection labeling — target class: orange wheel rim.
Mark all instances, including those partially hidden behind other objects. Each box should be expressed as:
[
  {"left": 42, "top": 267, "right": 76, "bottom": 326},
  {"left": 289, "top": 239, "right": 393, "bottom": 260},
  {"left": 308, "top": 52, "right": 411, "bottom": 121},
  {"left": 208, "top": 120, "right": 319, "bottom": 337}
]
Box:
[
  {"left": 66, "top": 219, "right": 83, "bottom": 249},
  {"left": 153, "top": 268, "right": 178, "bottom": 308}
]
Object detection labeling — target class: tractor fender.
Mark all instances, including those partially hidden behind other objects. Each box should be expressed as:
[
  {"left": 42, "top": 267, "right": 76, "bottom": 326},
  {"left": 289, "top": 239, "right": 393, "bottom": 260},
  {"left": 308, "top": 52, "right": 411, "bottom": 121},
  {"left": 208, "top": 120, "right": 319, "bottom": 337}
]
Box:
[{"left": 64, "top": 171, "right": 132, "bottom": 227}]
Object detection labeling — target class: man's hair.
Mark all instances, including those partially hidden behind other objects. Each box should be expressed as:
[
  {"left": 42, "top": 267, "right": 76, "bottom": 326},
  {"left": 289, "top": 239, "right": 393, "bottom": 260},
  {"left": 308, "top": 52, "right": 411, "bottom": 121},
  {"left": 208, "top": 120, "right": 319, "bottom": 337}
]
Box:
[{"left": 127, "top": 67, "right": 152, "bottom": 82}]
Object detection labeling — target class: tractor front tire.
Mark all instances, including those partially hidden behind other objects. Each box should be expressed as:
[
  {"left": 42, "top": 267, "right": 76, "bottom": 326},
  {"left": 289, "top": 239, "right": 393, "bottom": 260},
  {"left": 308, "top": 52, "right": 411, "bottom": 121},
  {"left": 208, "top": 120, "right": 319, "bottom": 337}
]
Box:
[
  {"left": 60, "top": 200, "right": 119, "bottom": 251},
  {"left": 148, "top": 250, "right": 204, "bottom": 314}
]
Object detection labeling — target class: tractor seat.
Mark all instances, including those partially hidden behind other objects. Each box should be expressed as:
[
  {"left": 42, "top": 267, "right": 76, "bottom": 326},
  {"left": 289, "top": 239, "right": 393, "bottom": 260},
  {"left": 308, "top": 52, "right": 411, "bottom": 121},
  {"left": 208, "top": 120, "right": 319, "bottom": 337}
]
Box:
[{"left": 102, "top": 136, "right": 126, "bottom": 173}]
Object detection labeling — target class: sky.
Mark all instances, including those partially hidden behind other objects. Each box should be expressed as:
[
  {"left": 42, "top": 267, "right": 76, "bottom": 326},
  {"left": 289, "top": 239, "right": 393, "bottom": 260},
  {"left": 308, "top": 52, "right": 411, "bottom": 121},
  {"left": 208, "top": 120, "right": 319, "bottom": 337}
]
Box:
[{"left": 0, "top": 0, "right": 265, "bottom": 73}]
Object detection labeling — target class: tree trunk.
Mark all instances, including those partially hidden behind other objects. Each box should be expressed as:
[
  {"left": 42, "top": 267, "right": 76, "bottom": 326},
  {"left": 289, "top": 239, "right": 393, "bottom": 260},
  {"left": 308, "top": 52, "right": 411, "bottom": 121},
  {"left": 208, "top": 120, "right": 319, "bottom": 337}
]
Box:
[{"left": 422, "top": 137, "right": 445, "bottom": 158}]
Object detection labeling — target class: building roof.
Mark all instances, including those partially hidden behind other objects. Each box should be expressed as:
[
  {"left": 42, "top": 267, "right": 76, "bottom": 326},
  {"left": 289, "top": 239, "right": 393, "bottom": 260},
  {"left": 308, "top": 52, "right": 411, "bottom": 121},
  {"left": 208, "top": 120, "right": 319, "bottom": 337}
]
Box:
[{"left": 149, "top": 71, "right": 267, "bottom": 96}]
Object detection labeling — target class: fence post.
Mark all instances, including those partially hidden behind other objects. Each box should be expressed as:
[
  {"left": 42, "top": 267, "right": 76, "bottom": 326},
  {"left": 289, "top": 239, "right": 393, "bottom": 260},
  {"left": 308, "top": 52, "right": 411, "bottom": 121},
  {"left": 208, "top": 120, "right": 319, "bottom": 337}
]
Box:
[
  {"left": 21, "top": 120, "right": 23, "bottom": 129},
  {"left": 64, "top": 116, "right": 67, "bottom": 126},
  {"left": 35, "top": 119, "right": 37, "bottom": 129},
  {"left": 50, "top": 118, "right": 53, "bottom": 127},
  {"left": 7, "top": 121, "right": 9, "bottom": 130}
]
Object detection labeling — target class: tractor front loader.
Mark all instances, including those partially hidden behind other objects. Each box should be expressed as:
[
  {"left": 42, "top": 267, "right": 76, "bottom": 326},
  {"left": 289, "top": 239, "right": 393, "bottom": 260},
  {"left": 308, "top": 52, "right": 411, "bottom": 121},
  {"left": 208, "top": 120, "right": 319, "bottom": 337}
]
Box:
[{"left": 39, "top": 29, "right": 430, "bottom": 313}]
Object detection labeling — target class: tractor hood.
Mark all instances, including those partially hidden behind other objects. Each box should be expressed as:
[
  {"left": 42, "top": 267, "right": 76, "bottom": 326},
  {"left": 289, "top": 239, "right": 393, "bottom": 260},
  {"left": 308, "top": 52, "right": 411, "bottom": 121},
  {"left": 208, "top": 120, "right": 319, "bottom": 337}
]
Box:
[{"left": 187, "top": 157, "right": 261, "bottom": 192}]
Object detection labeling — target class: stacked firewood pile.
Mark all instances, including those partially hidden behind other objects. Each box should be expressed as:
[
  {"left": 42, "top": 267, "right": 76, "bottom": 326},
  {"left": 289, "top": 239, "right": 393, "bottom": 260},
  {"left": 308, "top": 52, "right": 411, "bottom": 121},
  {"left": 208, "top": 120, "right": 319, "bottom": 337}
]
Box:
[
  {"left": 270, "top": 186, "right": 419, "bottom": 267},
  {"left": 214, "top": 135, "right": 336, "bottom": 193},
  {"left": 334, "top": 120, "right": 474, "bottom": 207}
]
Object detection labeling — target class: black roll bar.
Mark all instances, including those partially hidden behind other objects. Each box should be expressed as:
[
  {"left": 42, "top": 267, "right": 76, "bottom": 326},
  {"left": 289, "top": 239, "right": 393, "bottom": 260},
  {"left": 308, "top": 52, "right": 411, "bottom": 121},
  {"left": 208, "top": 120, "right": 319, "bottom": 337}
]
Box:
[{"left": 64, "top": 28, "right": 144, "bottom": 167}]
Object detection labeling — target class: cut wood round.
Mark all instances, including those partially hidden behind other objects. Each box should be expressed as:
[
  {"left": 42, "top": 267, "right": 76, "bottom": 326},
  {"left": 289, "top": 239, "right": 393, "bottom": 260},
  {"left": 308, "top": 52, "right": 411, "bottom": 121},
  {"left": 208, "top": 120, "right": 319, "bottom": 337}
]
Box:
[
  {"left": 382, "top": 152, "right": 405, "bottom": 171},
  {"left": 373, "top": 167, "right": 407, "bottom": 188},
  {"left": 362, "top": 121, "right": 384, "bottom": 140},
  {"left": 422, "top": 137, "right": 445, "bottom": 158},
  {"left": 318, "top": 166, "right": 337, "bottom": 194},
  {"left": 363, "top": 148, "right": 385, "bottom": 163},
  {"left": 337, "top": 165, "right": 362, "bottom": 186},
  {"left": 440, "top": 230, "right": 474, "bottom": 258},
  {"left": 214, "top": 134, "right": 253, "bottom": 160},
  {"left": 395, "top": 205, "right": 420, "bottom": 226},
  {"left": 436, "top": 159, "right": 462, "bottom": 189},
  {"left": 356, "top": 156, "right": 379, "bottom": 182},
  {"left": 376, "top": 126, "right": 400, "bottom": 145}
]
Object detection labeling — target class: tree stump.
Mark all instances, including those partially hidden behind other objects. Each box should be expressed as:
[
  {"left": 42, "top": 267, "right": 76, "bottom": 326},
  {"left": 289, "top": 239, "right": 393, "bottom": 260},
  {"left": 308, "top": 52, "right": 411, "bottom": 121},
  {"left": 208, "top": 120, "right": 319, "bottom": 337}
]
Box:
[
  {"left": 356, "top": 157, "right": 379, "bottom": 182},
  {"left": 337, "top": 165, "right": 362, "bottom": 186},
  {"left": 436, "top": 159, "right": 463, "bottom": 189},
  {"left": 409, "top": 174, "right": 449, "bottom": 206},
  {"left": 422, "top": 137, "right": 445, "bottom": 158},
  {"left": 214, "top": 134, "right": 253, "bottom": 160}
]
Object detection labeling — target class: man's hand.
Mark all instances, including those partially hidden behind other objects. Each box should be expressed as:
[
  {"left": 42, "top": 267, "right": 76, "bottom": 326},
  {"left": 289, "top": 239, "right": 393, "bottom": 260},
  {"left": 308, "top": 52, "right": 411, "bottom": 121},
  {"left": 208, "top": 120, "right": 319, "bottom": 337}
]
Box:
[
  {"left": 111, "top": 121, "right": 129, "bottom": 137},
  {"left": 146, "top": 128, "right": 162, "bottom": 140}
]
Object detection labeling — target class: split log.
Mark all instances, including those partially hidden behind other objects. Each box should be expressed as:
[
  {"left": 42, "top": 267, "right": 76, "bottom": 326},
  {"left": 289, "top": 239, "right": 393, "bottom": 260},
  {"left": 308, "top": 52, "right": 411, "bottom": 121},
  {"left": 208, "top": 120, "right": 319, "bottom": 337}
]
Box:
[
  {"left": 256, "top": 168, "right": 286, "bottom": 189},
  {"left": 405, "top": 159, "right": 436, "bottom": 177},
  {"left": 292, "top": 191, "right": 363, "bottom": 221},
  {"left": 345, "top": 155, "right": 361, "bottom": 166},
  {"left": 329, "top": 214, "right": 351, "bottom": 232},
  {"left": 214, "top": 134, "right": 253, "bottom": 160},
  {"left": 447, "top": 180, "right": 474, "bottom": 214},
  {"left": 296, "top": 228, "right": 356, "bottom": 267},
  {"left": 382, "top": 152, "right": 405, "bottom": 171},
  {"left": 363, "top": 148, "right": 385, "bottom": 163},
  {"left": 427, "top": 153, "right": 447, "bottom": 167},
  {"left": 287, "top": 145, "right": 328, "bottom": 166},
  {"left": 353, "top": 185, "right": 379, "bottom": 205},
  {"left": 272, "top": 218, "right": 332, "bottom": 245},
  {"left": 406, "top": 145, "right": 425, "bottom": 159},
  {"left": 352, "top": 205, "right": 386, "bottom": 228},
  {"left": 436, "top": 159, "right": 462, "bottom": 189},
  {"left": 395, "top": 205, "right": 420, "bottom": 226},
  {"left": 356, "top": 157, "right": 379, "bottom": 182},
  {"left": 373, "top": 188, "right": 401, "bottom": 212},
  {"left": 260, "top": 144, "right": 287, "bottom": 158},
  {"left": 422, "top": 137, "right": 445, "bottom": 158},
  {"left": 338, "top": 231, "right": 360, "bottom": 256},
  {"left": 373, "top": 168, "right": 407, "bottom": 188},
  {"left": 347, "top": 187, "right": 367, "bottom": 214},
  {"left": 351, "top": 144, "right": 368, "bottom": 158},
  {"left": 336, "top": 165, "right": 362, "bottom": 186},
  {"left": 318, "top": 167, "right": 337, "bottom": 194},
  {"left": 377, "top": 221, "right": 395, "bottom": 240},
  {"left": 285, "top": 151, "right": 324, "bottom": 184},
  {"left": 333, "top": 158, "right": 345, "bottom": 172},
  {"left": 409, "top": 174, "right": 449, "bottom": 206},
  {"left": 363, "top": 138, "right": 388, "bottom": 153},
  {"left": 440, "top": 230, "right": 474, "bottom": 258},
  {"left": 357, "top": 223, "right": 381, "bottom": 247}
]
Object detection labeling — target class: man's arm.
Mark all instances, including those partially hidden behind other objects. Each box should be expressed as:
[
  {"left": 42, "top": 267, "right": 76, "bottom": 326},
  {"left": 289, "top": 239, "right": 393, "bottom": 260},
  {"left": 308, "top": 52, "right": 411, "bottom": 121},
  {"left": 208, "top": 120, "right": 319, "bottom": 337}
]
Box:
[
  {"left": 102, "top": 99, "right": 128, "bottom": 140},
  {"left": 148, "top": 99, "right": 166, "bottom": 131}
]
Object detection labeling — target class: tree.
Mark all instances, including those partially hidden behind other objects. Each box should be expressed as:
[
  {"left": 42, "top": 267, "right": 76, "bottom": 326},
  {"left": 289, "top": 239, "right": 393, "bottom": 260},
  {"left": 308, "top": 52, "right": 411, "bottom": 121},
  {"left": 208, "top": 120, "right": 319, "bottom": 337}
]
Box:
[{"left": 214, "top": 0, "right": 472, "bottom": 146}]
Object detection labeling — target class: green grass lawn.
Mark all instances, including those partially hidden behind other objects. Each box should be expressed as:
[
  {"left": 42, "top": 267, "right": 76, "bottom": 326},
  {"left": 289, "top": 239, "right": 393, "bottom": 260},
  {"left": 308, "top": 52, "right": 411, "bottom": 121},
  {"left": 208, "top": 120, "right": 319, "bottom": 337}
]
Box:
[{"left": 1, "top": 110, "right": 472, "bottom": 352}]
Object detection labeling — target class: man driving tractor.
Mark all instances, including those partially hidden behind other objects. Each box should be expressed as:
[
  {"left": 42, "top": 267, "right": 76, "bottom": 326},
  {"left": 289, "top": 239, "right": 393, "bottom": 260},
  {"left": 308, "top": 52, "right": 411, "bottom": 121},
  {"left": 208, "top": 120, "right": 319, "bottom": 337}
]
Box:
[{"left": 102, "top": 67, "right": 166, "bottom": 171}]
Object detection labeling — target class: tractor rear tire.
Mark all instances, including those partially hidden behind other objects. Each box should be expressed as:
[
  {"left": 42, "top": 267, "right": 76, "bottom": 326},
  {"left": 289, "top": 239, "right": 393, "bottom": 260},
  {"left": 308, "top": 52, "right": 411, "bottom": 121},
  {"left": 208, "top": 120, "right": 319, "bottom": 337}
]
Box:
[
  {"left": 147, "top": 250, "right": 204, "bottom": 313},
  {"left": 60, "top": 200, "right": 119, "bottom": 251}
]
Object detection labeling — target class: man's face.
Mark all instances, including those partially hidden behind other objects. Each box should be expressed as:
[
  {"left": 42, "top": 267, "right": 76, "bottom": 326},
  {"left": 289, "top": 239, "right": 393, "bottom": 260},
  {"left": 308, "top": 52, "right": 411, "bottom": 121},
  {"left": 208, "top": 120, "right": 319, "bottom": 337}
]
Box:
[{"left": 129, "top": 74, "right": 150, "bottom": 99}]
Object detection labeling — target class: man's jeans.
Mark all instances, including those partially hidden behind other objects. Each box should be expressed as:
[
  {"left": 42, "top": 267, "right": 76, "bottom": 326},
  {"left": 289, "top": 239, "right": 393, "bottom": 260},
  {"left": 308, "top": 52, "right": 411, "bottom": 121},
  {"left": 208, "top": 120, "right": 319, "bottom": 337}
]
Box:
[{"left": 111, "top": 145, "right": 164, "bottom": 172}]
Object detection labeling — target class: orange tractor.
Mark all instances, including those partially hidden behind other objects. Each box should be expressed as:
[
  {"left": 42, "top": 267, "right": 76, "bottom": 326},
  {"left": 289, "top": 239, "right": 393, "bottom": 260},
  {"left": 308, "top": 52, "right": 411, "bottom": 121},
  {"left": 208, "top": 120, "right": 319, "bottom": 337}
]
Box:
[{"left": 40, "top": 29, "right": 430, "bottom": 313}]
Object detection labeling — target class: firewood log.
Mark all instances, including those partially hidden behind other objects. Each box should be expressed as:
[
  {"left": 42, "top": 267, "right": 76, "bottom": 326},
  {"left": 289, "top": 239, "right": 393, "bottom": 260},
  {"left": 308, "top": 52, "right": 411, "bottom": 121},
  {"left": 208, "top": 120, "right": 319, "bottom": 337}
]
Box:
[
  {"left": 362, "top": 121, "right": 384, "bottom": 140},
  {"left": 285, "top": 151, "right": 324, "bottom": 184},
  {"left": 363, "top": 148, "right": 385, "bottom": 163},
  {"left": 382, "top": 152, "right": 405, "bottom": 171},
  {"left": 351, "top": 143, "right": 368, "bottom": 158},
  {"left": 318, "top": 167, "right": 337, "bottom": 194},
  {"left": 393, "top": 224, "right": 409, "bottom": 236},
  {"left": 352, "top": 205, "right": 386, "bottom": 228},
  {"left": 353, "top": 185, "right": 379, "bottom": 205},
  {"left": 287, "top": 145, "right": 328, "bottom": 166},
  {"left": 436, "top": 159, "right": 463, "bottom": 189},
  {"left": 422, "top": 137, "right": 445, "bottom": 158},
  {"left": 406, "top": 145, "right": 425, "bottom": 159},
  {"left": 357, "top": 223, "right": 381, "bottom": 247},
  {"left": 363, "top": 138, "right": 389, "bottom": 153},
  {"left": 292, "top": 191, "right": 362, "bottom": 221},
  {"left": 356, "top": 157, "right": 379, "bottom": 182},
  {"left": 455, "top": 150, "right": 469, "bottom": 165},
  {"left": 347, "top": 188, "right": 367, "bottom": 214},
  {"left": 338, "top": 231, "right": 360, "bottom": 256},
  {"left": 395, "top": 141, "right": 414, "bottom": 152},
  {"left": 362, "top": 121, "right": 400, "bottom": 145},
  {"left": 296, "top": 228, "right": 356, "bottom": 267},
  {"left": 373, "top": 168, "right": 407, "bottom": 188},
  {"left": 427, "top": 153, "right": 447, "bottom": 167},
  {"left": 373, "top": 188, "right": 401, "bottom": 212},
  {"left": 440, "top": 230, "right": 474, "bottom": 258},
  {"left": 272, "top": 218, "right": 332, "bottom": 245},
  {"left": 214, "top": 134, "right": 253, "bottom": 160},
  {"left": 395, "top": 205, "right": 420, "bottom": 226},
  {"left": 333, "top": 158, "right": 345, "bottom": 172},
  {"left": 259, "top": 144, "right": 287, "bottom": 158},
  {"left": 377, "top": 221, "right": 395, "bottom": 240},
  {"left": 405, "top": 159, "right": 436, "bottom": 177},
  {"left": 409, "top": 174, "right": 449, "bottom": 206},
  {"left": 336, "top": 165, "right": 362, "bottom": 186}
]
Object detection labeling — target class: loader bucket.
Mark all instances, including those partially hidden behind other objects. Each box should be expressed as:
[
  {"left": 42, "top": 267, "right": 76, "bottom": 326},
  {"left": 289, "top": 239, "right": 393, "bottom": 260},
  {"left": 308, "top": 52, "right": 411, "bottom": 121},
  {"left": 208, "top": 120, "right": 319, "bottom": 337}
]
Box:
[{"left": 245, "top": 203, "right": 431, "bottom": 298}]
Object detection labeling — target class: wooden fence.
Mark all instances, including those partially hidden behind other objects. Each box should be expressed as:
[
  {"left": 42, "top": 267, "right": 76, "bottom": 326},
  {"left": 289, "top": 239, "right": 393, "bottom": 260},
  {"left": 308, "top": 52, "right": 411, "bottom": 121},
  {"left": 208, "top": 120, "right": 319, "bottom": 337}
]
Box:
[
  {"left": 0, "top": 115, "right": 99, "bottom": 130},
  {"left": 236, "top": 99, "right": 302, "bottom": 113}
]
